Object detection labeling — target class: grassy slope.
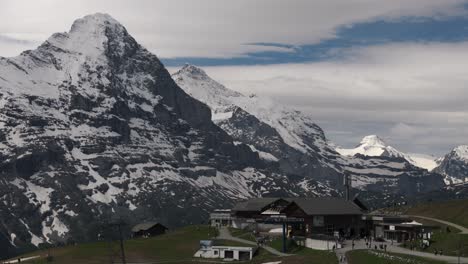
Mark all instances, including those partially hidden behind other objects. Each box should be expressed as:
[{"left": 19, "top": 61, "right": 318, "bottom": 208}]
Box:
[
  {"left": 399, "top": 199, "right": 468, "bottom": 258},
  {"left": 12, "top": 226, "right": 338, "bottom": 264},
  {"left": 405, "top": 199, "right": 468, "bottom": 228},
  {"left": 228, "top": 227, "right": 257, "bottom": 242},
  {"left": 267, "top": 237, "right": 338, "bottom": 264},
  {"left": 16, "top": 225, "right": 218, "bottom": 264},
  {"left": 402, "top": 229, "right": 468, "bottom": 257},
  {"left": 347, "top": 249, "right": 447, "bottom": 264}
]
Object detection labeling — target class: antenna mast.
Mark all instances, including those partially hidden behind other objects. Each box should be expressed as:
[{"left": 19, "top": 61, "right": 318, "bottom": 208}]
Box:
[{"left": 344, "top": 173, "right": 352, "bottom": 201}]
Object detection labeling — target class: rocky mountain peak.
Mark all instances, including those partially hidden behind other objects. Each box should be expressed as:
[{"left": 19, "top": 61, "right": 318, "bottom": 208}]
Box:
[
  {"left": 336, "top": 134, "right": 409, "bottom": 161},
  {"left": 172, "top": 64, "right": 243, "bottom": 104},
  {"left": 70, "top": 13, "right": 122, "bottom": 32},
  {"left": 359, "top": 135, "right": 386, "bottom": 147},
  {"left": 434, "top": 145, "right": 468, "bottom": 184},
  {"left": 176, "top": 64, "right": 210, "bottom": 79},
  {"left": 453, "top": 145, "right": 468, "bottom": 161},
  {"left": 39, "top": 13, "right": 135, "bottom": 60},
  {"left": 0, "top": 14, "right": 282, "bottom": 256}
]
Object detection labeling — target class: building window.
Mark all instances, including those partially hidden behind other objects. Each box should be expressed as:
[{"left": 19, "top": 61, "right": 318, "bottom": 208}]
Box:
[
  {"left": 214, "top": 250, "right": 218, "bottom": 255},
  {"left": 313, "top": 216, "right": 324, "bottom": 227}
]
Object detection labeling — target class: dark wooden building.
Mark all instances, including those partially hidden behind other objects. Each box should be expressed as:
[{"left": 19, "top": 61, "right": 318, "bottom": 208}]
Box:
[
  {"left": 288, "top": 198, "right": 365, "bottom": 238},
  {"left": 231, "top": 197, "right": 366, "bottom": 239},
  {"left": 362, "top": 215, "right": 437, "bottom": 242},
  {"left": 131, "top": 222, "right": 168, "bottom": 238}
]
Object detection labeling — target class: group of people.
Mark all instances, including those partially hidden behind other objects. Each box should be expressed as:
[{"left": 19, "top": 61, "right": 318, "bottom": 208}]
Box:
[
  {"left": 339, "top": 254, "right": 347, "bottom": 263},
  {"left": 255, "top": 236, "right": 266, "bottom": 247}
]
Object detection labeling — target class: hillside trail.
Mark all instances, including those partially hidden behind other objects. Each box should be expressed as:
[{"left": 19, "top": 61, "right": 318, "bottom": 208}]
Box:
[
  {"left": 217, "top": 227, "right": 291, "bottom": 257},
  {"left": 404, "top": 215, "right": 468, "bottom": 234}
]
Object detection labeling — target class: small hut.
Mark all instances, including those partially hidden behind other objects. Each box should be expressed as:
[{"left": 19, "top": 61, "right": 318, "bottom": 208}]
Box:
[{"left": 131, "top": 222, "right": 167, "bottom": 238}]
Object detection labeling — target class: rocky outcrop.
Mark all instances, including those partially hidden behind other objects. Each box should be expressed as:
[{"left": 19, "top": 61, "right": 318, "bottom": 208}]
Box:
[{"left": 434, "top": 145, "right": 468, "bottom": 184}]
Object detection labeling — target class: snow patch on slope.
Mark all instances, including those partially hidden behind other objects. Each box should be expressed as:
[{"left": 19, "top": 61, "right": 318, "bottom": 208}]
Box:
[
  {"left": 453, "top": 145, "right": 468, "bottom": 162},
  {"left": 405, "top": 153, "right": 439, "bottom": 171},
  {"left": 248, "top": 145, "right": 279, "bottom": 162}
]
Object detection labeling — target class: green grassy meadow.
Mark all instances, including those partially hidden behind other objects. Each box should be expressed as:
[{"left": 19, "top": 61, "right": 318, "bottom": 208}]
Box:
[
  {"left": 8, "top": 225, "right": 339, "bottom": 264},
  {"left": 406, "top": 199, "right": 468, "bottom": 228}
]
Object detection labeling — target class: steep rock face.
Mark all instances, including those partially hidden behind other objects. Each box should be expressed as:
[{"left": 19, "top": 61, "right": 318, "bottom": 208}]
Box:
[
  {"left": 434, "top": 145, "right": 468, "bottom": 184},
  {"left": 173, "top": 65, "right": 342, "bottom": 186},
  {"left": 172, "top": 65, "right": 446, "bottom": 199},
  {"left": 0, "top": 14, "right": 334, "bottom": 258}
]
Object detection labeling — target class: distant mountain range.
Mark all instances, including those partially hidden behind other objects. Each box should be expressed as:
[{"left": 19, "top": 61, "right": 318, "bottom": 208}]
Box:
[
  {"left": 434, "top": 145, "right": 468, "bottom": 184},
  {"left": 0, "top": 13, "right": 466, "bottom": 258},
  {"left": 336, "top": 135, "right": 438, "bottom": 170},
  {"left": 336, "top": 135, "right": 467, "bottom": 184},
  {"left": 173, "top": 64, "right": 449, "bottom": 197}
]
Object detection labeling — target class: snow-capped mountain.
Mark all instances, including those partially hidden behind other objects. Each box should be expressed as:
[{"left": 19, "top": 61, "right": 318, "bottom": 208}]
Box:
[
  {"left": 336, "top": 135, "right": 438, "bottom": 171},
  {"left": 0, "top": 14, "right": 451, "bottom": 258},
  {"left": 173, "top": 64, "right": 332, "bottom": 156},
  {"left": 173, "top": 64, "right": 341, "bottom": 184},
  {"left": 336, "top": 135, "right": 407, "bottom": 158},
  {"left": 434, "top": 145, "right": 468, "bottom": 184},
  {"left": 172, "top": 65, "right": 446, "bottom": 200},
  {"left": 0, "top": 14, "right": 333, "bottom": 258}
]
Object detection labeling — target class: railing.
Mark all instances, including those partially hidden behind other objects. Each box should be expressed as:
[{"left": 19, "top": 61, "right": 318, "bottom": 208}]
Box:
[{"left": 209, "top": 213, "right": 232, "bottom": 220}]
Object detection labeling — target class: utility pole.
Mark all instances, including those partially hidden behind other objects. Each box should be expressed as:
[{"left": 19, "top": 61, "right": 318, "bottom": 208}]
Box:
[
  {"left": 282, "top": 222, "right": 287, "bottom": 253},
  {"left": 458, "top": 234, "right": 461, "bottom": 264},
  {"left": 104, "top": 218, "right": 127, "bottom": 264},
  {"left": 344, "top": 173, "right": 351, "bottom": 201},
  {"left": 117, "top": 222, "right": 126, "bottom": 264}
]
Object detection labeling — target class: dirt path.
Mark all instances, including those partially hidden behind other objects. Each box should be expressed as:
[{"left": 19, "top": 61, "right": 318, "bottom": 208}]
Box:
[
  {"left": 405, "top": 215, "right": 468, "bottom": 234},
  {"left": 217, "top": 227, "right": 291, "bottom": 257}
]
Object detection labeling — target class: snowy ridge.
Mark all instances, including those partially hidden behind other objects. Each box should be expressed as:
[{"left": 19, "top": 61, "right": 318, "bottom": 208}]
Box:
[
  {"left": 172, "top": 65, "right": 446, "bottom": 196},
  {"left": 434, "top": 145, "right": 468, "bottom": 184},
  {"left": 336, "top": 135, "right": 438, "bottom": 171},
  {"left": 405, "top": 153, "right": 439, "bottom": 171},
  {"left": 337, "top": 135, "right": 394, "bottom": 157},
  {"left": 173, "top": 64, "right": 332, "bottom": 157},
  {"left": 453, "top": 145, "right": 468, "bottom": 161}
]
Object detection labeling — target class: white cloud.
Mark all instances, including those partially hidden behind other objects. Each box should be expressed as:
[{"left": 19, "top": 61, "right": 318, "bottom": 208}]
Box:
[
  {"left": 188, "top": 42, "right": 468, "bottom": 155},
  {"left": 1, "top": 0, "right": 467, "bottom": 57},
  {"left": 1, "top": 0, "right": 467, "bottom": 154}
]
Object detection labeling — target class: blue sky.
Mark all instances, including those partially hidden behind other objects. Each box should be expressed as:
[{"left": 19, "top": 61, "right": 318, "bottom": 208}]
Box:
[
  {"left": 1, "top": 0, "right": 468, "bottom": 155},
  {"left": 162, "top": 15, "right": 468, "bottom": 66}
]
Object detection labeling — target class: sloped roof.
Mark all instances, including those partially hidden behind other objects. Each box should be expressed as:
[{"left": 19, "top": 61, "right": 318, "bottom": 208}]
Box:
[
  {"left": 292, "top": 198, "right": 363, "bottom": 215},
  {"left": 232, "top": 197, "right": 364, "bottom": 216},
  {"left": 131, "top": 222, "right": 167, "bottom": 232},
  {"left": 232, "top": 198, "right": 285, "bottom": 212}
]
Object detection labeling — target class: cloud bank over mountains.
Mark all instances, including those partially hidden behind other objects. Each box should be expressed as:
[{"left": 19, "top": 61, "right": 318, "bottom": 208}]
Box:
[
  {"left": 1, "top": 0, "right": 467, "bottom": 155},
  {"left": 189, "top": 42, "right": 468, "bottom": 155},
  {"left": 2, "top": 0, "right": 468, "bottom": 58}
]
